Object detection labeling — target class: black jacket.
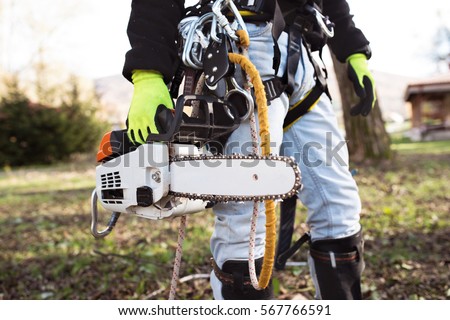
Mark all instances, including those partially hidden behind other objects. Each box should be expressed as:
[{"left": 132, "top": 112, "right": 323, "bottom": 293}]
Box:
[
  {"left": 123, "top": 0, "right": 370, "bottom": 83},
  {"left": 321, "top": 0, "right": 370, "bottom": 63}
]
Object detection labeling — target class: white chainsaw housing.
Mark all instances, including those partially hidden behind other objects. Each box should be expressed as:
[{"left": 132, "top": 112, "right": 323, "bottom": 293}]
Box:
[{"left": 96, "top": 143, "right": 208, "bottom": 220}]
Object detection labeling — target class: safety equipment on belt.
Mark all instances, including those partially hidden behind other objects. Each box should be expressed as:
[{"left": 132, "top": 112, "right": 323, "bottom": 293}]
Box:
[
  {"left": 347, "top": 53, "right": 376, "bottom": 117},
  {"left": 212, "top": 258, "right": 274, "bottom": 299},
  {"left": 309, "top": 230, "right": 365, "bottom": 299},
  {"left": 126, "top": 70, "right": 174, "bottom": 144}
]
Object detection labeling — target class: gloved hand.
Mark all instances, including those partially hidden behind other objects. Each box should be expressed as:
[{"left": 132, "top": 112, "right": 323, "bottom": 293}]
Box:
[
  {"left": 126, "top": 70, "right": 173, "bottom": 144},
  {"left": 346, "top": 53, "right": 376, "bottom": 117}
]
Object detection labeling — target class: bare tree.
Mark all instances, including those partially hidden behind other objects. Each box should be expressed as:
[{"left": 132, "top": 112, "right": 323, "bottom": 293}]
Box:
[
  {"left": 0, "top": 1, "right": 87, "bottom": 103},
  {"left": 331, "top": 54, "right": 391, "bottom": 163},
  {"left": 431, "top": 23, "right": 450, "bottom": 72}
]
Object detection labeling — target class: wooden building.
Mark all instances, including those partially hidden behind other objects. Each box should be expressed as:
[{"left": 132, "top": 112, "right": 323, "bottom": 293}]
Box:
[{"left": 404, "top": 73, "right": 450, "bottom": 141}]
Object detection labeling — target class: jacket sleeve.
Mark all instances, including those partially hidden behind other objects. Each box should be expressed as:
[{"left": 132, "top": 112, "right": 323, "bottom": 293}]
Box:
[
  {"left": 322, "top": 0, "right": 371, "bottom": 62},
  {"left": 122, "top": 0, "right": 185, "bottom": 83}
]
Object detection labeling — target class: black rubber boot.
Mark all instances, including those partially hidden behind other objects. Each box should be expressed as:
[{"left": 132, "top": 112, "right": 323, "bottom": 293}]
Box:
[
  {"left": 309, "top": 230, "right": 365, "bottom": 299},
  {"left": 214, "top": 258, "right": 274, "bottom": 300}
]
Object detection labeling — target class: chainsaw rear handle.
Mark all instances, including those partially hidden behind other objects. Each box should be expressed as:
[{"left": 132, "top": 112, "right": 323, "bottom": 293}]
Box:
[{"left": 90, "top": 189, "right": 121, "bottom": 238}]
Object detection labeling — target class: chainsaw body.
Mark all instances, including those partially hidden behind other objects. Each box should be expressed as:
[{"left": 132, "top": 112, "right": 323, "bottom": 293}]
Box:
[
  {"left": 91, "top": 92, "right": 300, "bottom": 236},
  {"left": 96, "top": 142, "right": 209, "bottom": 220},
  {"left": 94, "top": 94, "right": 238, "bottom": 221}
]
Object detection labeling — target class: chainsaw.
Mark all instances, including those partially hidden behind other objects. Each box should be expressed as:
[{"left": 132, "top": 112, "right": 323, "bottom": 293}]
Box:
[{"left": 90, "top": 94, "right": 302, "bottom": 238}]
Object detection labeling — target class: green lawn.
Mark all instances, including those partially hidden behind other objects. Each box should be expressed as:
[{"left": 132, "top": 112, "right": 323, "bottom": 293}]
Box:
[
  {"left": 391, "top": 139, "right": 450, "bottom": 155},
  {"left": 0, "top": 140, "right": 449, "bottom": 300}
]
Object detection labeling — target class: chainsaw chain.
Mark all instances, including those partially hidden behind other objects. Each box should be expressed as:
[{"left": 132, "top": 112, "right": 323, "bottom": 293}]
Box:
[{"left": 169, "top": 153, "right": 302, "bottom": 202}]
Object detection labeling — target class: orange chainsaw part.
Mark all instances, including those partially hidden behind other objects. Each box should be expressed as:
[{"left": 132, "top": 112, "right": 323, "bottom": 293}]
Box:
[{"left": 96, "top": 131, "right": 113, "bottom": 162}]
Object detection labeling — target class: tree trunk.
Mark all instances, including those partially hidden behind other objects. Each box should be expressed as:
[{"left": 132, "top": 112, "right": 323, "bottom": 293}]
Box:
[{"left": 331, "top": 54, "right": 391, "bottom": 163}]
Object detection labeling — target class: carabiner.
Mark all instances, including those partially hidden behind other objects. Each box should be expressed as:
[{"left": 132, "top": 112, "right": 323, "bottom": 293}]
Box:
[
  {"left": 211, "top": 0, "right": 247, "bottom": 43},
  {"left": 180, "top": 12, "right": 215, "bottom": 69},
  {"left": 225, "top": 77, "right": 254, "bottom": 122},
  {"left": 307, "top": 5, "right": 334, "bottom": 38}
]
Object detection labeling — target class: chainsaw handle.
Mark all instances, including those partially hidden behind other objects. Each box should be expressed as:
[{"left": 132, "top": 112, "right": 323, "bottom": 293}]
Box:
[
  {"left": 145, "top": 96, "right": 186, "bottom": 143},
  {"left": 146, "top": 94, "right": 240, "bottom": 144},
  {"left": 90, "top": 189, "right": 121, "bottom": 238}
]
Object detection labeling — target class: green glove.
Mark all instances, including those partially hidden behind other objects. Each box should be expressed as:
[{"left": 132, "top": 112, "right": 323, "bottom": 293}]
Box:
[
  {"left": 126, "top": 70, "right": 173, "bottom": 144},
  {"left": 346, "top": 53, "right": 377, "bottom": 117}
]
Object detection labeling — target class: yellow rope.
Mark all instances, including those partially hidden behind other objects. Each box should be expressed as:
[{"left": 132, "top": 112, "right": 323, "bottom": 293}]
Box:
[
  {"left": 228, "top": 53, "right": 271, "bottom": 155},
  {"left": 235, "top": 29, "right": 250, "bottom": 47},
  {"left": 228, "top": 30, "right": 276, "bottom": 289}
]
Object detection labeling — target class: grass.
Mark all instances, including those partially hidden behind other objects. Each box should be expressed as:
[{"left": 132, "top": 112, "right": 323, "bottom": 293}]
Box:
[
  {"left": 0, "top": 140, "right": 449, "bottom": 300},
  {"left": 391, "top": 139, "right": 450, "bottom": 155},
  {"left": 353, "top": 152, "right": 450, "bottom": 299}
]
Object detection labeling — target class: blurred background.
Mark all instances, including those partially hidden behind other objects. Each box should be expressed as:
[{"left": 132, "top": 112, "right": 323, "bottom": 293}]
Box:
[{"left": 0, "top": 0, "right": 449, "bottom": 300}]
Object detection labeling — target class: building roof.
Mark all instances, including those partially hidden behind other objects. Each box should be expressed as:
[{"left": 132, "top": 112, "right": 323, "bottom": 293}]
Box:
[{"left": 405, "top": 73, "right": 450, "bottom": 101}]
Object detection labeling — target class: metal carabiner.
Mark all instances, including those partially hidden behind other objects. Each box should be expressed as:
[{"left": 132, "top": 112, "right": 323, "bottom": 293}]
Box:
[
  {"left": 90, "top": 189, "right": 121, "bottom": 239},
  {"left": 181, "top": 12, "right": 215, "bottom": 69},
  {"left": 227, "top": 0, "right": 247, "bottom": 35},
  {"left": 212, "top": 0, "right": 241, "bottom": 42},
  {"left": 210, "top": 15, "right": 224, "bottom": 43},
  {"left": 225, "top": 77, "right": 254, "bottom": 122},
  {"left": 308, "top": 5, "right": 334, "bottom": 38}
]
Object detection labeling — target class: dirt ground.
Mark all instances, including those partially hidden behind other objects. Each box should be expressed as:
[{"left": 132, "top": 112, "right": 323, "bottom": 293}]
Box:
[{"left": 0, "top": 151, "right": 449, "bottom": 300}]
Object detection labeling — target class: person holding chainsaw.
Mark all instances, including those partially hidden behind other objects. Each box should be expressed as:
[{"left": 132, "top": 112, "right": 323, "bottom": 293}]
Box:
[{"left": 123, "top": 0, "right": 375, "bottom": 300}]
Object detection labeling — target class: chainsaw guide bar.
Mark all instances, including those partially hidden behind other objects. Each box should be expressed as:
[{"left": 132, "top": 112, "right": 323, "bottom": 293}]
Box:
[{"left": 169, "top": 153, "right": 302, "bottom": 203}]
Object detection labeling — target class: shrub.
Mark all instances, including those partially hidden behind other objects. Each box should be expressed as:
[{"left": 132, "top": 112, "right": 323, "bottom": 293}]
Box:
[{"left": 0, "top": 78, "right": 107, "bottom": 166}]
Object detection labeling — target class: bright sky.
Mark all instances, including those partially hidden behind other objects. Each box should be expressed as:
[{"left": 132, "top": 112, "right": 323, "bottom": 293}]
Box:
[{"left": 1, "top": 0, "right": 449, "bottom": 79}]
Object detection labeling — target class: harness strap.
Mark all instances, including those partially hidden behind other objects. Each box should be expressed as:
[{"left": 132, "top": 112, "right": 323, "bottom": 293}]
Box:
[
  {"left": 263, "top": 77, "right": 285, "bottom": 101},
  {"left": 275, "top": 232, "right": 311, "bottom": 270},
  {"left": 263, "top": 6, "right": 331, "bottom": 131},
  {"left": 310, "top": 248, "right": 360, "bottom": 265},
  {"left": 283, "top": 83, "right": 323, "bottom": 130},
  {"left": 284, "top": 20, "right": 303, "bottom": 95},
  {"left": 210, "top": 258, "right": 254, "bottom": 288},
  {"left": 271, "top": 2, "right": 285, "bottom": 73},
  {"left": 303, "top": 40, "right": 329, "bottom": 97},
  {"left": 274, "top": 195, "right": 297, "bottom": 270},
  {"left": 183, "top": 68, "right": 199, "bottom": 95}
]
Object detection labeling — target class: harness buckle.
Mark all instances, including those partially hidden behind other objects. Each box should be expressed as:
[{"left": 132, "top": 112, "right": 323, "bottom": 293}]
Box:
[{"left": 263, "top": 77, "right": 286, "bottom": 101}]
